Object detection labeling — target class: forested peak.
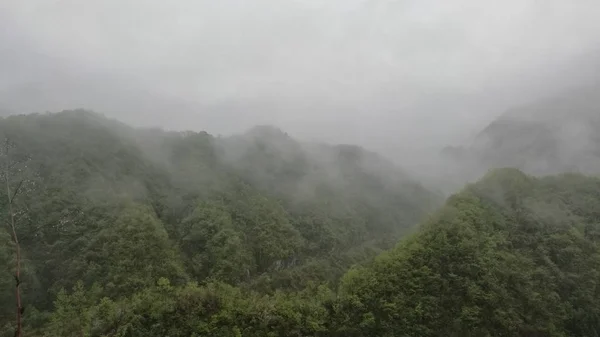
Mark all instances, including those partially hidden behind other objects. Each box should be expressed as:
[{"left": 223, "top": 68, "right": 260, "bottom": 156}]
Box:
[
  {"left": 4, "top": 109, "right": 118, "bottom": 126},
  {"left": 243, "top": 124, "right": 290, "bottom": 140},
  {"left": 477, "top": 84, "right": 600, "bottom": 140},
  {"left": 463, "top": 168, "right": 535, "bottom": 210},
  {"left": 476, "top": 167, "right": 531, "bottom": 187},
  {"left": 0, "top": 109, "right": 135, "bottom": 145},
  {"left": 332, "top": 144, "right": 366, "bottom": 163},
  {"left": 234, "top": 125, "right": 300, "bottom": 154},
  {"left": 440, "top": 84, "right": 600, "bottom": 180},
  {"left": 475, "top": 86, "right": 600, "bottom": 144},
  {"left": 221, "top": 125, "right": 301, "bottom": 161}
]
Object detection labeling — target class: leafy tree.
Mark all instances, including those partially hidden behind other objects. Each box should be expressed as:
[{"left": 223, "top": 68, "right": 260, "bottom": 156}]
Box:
[
  {"left": 335, "top": 169, "right": 600, "bottom": 336},
  {"left": 69, "top": 203, "right": 188, "bottom": 298}
]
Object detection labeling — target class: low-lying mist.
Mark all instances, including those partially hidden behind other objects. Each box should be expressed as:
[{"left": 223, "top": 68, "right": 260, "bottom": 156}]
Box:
[{"left": 1, "top": 1, "right": 600, "bottom": 193}]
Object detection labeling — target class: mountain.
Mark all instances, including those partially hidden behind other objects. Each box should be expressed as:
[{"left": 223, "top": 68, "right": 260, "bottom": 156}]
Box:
[
  {"left": 0, "top": 110, "right": 439, "bottom": 335},
  {"left": 336, "top": 168, "right": 600, "bottom": 336},
  {"left": 12, "top": 165, "right": 600, "bottom": 336},
  {"left": 442, "top": 84, "right": 600, "bottom": 180},
  {"left": 3, "top": 109, "right": 600, "bottom": 336}
]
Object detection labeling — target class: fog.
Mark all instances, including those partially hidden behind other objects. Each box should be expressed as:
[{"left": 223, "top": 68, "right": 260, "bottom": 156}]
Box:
[{"left": 1, "top": 0, "right": 600, "bottom": 166}]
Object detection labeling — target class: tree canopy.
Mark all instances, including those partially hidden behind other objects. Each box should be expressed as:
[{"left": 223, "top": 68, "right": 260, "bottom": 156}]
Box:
[
  {"left": 0, "top": 110, "right": 439, "bottom": 336},
  {"left": 2, "top": 110, "right": 600, "bottom": 336}
]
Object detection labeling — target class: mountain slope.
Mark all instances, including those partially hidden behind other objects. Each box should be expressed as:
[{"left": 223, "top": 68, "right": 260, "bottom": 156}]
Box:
[
  {"left": 337, "top": 168, "right": 600, "bottom": 336},
  {"left": 0, "top": 110, "right": 439, "bottom": 333},
  {"left": 18, "top": 167, "right": 600, "bottom": 337}
]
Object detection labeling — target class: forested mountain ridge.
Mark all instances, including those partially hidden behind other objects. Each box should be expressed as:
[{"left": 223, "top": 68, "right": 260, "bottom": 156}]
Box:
[
  {"left": 338, "top": 168, "right": 600, "bottom": 336},
  {"left": 442, "top": 84, "right": 600, "bottom": 179},
  {"left": 5, "top": 145, "right": 600, "bottom": 336},
  {"left": 4, "top": 109, "right": 600, "bottom": 336},
  {"left": 0, "top": 110, "right": 439, "bottom": 335}
]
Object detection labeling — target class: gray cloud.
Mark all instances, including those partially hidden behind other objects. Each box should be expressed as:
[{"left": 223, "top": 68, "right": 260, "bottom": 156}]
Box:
[{"left": 1, "top": 0, "right": 600, "bottom": 154}]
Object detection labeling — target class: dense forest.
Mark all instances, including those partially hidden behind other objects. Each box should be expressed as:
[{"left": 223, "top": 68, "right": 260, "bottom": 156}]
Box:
[
  {"left": 0, "top": 110, "right": 437, "bottom": 336},
  {"left": 2, "top": 109, "right": 600, "bottom": 336}
]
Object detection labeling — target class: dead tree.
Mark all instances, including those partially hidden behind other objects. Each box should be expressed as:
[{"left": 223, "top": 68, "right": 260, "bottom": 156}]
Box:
[{"left": 1, "top": 138, "right": 29, "bottom": 337}]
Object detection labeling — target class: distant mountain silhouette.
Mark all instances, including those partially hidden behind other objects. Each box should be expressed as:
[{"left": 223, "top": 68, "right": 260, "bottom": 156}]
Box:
[{"left": 444, "top": 84, "right": 600, "bottom": 178}]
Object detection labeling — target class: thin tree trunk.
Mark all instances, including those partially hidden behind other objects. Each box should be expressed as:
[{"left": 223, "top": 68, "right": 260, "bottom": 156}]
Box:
[{"left": 6, "top": 173, "right": 22, "bottom": 337}]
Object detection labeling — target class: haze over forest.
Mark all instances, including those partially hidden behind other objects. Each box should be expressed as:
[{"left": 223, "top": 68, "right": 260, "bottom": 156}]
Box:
[
  {"left": 2, "top": 1, "right": 600, "bottom": 336},
  {"left": 2, "top": 1, "right": 600, "bottom": 159}
]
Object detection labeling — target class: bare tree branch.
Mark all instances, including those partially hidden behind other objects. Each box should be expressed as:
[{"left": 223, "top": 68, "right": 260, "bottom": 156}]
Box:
[
  {"left": 11, "top": 180, "right": 23, "bottom": 203},
  {"left": 2, "top": 138, "right": 24, "bottom": 337}
]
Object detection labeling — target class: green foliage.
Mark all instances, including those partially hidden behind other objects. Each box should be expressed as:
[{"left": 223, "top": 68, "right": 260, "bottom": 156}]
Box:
[
  {"left": 336, "top": 169, "right": 600, "bottom": 336},
  {"left": 0, "top": 110, "right": 439, "bottom": 335},
  {"left": 44, "top": 282, "right": 94, "bottom": 337},
  {"left": 12, "top": 111, "right": 600, "bottom": 336},
  {"left": 179, "top": 200, "right": 253, "bottom": 283},
  {"left": 34, "top": 277, "right": 336, "bottom": 337},
  {"left": 70, "top": 203, "right": 188, "bottom": 297}
]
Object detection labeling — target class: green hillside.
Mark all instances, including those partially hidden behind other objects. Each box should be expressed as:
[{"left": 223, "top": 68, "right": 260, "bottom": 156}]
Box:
[
  {"left": 4, "top": 110, "right": 600, "bottom": 336},
  {"left": 0, "top": 110, "right": 438, "bottom": 335},
  {"left": 336, "top": 168, "right": 600, "bottom": 336}
]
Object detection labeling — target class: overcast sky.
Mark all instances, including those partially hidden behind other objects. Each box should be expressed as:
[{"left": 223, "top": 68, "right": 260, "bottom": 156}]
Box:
[{"left": 1, "top": 0, "right": 600, "bottom": 156}]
